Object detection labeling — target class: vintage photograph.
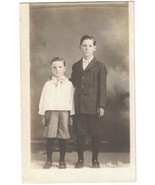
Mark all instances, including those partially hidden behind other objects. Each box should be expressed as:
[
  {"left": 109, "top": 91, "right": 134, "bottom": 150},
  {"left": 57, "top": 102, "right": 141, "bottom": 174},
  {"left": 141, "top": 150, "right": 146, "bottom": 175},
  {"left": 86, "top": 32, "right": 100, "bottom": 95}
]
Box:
[{"left": 20, "top": 1, "right": 135, "bottom": 183}]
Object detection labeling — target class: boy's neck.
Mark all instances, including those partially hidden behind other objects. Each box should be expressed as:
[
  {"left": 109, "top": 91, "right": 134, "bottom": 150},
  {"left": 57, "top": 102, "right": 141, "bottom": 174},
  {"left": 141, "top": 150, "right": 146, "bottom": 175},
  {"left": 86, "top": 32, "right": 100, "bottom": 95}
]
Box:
[
  {"left": 53, "top": 75, "right": 65, "bottom": 79},
  {"left": 83, "top": 55, "right": 94, "bottom": 61}
]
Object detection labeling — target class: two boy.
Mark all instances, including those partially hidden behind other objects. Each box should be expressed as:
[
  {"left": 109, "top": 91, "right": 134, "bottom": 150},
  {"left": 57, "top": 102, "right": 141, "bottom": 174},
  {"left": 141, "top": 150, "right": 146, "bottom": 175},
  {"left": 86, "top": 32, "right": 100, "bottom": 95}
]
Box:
[{"left": 38, "top": 35, "right": 107, "bottom": 169}]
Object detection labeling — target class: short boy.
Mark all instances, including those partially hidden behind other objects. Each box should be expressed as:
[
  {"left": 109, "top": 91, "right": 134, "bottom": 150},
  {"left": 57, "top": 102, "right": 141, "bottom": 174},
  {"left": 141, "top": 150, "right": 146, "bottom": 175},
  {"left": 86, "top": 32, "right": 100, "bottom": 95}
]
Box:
[
  {"left": 39, "top": 57, "right": 74, "bottom": 169},
  {"left": 71, "top": 35, "right": 107, "bottom": 168}
]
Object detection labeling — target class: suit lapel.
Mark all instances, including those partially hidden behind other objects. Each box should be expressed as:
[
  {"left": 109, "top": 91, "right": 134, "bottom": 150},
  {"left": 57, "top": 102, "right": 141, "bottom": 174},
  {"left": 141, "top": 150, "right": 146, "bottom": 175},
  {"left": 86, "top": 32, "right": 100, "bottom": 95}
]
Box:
[
  {"left": 77, "top": 57, "right": 98, "bottom": 73},
  {"left": 77, "top": 58, "right": 84, "bottom": 73},
  {"left": 85, "top": 57, "right": 97, "bottom": 71}
]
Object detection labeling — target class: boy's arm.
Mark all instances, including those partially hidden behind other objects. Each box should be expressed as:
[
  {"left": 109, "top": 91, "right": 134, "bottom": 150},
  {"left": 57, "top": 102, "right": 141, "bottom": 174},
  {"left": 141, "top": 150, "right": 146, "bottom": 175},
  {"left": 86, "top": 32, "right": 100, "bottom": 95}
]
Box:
[
  {"left": 70, "top": 83, "right": 75, "bottom": 116},
  {"left": 41, "top": 115, "right": 46, "bottom": 125},
  {"left": 97, "top": 107, "right": 105, "bottom": 117},
  {"left": 68, "top": 116, "right": 73, "bottom": 126},
  {"left": 98, "top": 63, "right": 107, "bottom": 111},
  {"left": 68, "top": 83, "right": 75, "bottom": 126},
  {"left": 70, "top": 64, "right": 76, "bottom": 87},
  {"left": 38, "top": 84, "right": 46, "bottom": 116}
]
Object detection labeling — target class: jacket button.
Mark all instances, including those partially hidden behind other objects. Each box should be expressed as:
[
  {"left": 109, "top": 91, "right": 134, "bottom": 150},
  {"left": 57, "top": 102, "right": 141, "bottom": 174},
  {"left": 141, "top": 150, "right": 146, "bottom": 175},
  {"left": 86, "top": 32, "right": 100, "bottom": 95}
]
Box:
[
  {"left": 82, "top": 76, "right": 85, "bottom": 79},
  {"left": 81, "top": 85, "right": 84, "bottom": 88}
]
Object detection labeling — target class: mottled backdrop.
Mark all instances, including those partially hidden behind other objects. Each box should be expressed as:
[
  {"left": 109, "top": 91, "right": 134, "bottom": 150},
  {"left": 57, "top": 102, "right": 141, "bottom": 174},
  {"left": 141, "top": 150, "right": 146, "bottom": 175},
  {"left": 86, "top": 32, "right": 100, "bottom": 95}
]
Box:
[{"left": 30, "top": 2, "right": 130, "bottom": 151}]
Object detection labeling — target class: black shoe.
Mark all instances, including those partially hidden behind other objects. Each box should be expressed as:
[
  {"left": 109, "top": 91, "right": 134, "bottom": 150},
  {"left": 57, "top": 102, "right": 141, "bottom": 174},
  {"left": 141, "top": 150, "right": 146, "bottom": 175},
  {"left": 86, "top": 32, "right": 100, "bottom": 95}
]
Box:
[
  {"left": 43, "top": 161, "right": 52, "bottom": 169},
  {"left": 75, "top": 160, "right": 84, "bottom": 168},
  {"left": 59, "top": 161, "right": 66, "bottom": 169},
  {"left": 92, "top": 160, "right": 100, "bottom": 168}
]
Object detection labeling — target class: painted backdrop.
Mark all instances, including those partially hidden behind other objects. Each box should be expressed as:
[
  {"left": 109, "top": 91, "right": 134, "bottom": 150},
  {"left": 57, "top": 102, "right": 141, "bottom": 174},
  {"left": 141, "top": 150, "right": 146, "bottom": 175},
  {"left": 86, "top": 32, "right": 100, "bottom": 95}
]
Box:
[{"left": 30, "top": 2, "right": 130, "bottom": 151}]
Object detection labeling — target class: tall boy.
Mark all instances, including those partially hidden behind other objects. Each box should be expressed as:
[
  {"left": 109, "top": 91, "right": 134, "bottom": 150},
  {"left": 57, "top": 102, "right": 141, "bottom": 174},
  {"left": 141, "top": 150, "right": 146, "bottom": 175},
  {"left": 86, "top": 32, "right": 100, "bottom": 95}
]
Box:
[{"left": 71, "top": 35, "right": 107, "bottom": 168}]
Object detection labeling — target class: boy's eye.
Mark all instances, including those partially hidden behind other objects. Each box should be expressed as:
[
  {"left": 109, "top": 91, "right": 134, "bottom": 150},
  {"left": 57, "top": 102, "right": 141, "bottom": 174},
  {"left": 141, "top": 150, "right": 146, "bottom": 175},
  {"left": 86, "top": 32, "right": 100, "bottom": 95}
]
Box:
[
  {"left": 82, "top": 44, "right": 87, "bottom": 47},
  {"left": 52, "top": 66, "right": 63, "bottom": 69},
  {"left": 82, "top": 44, "right": 92, "bottom": 47}
]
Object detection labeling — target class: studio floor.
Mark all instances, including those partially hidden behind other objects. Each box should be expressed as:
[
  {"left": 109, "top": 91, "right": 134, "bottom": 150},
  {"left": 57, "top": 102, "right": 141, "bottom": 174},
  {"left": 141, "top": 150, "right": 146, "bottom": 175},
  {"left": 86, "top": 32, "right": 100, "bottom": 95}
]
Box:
[{"left": 31, "top": 141, "right": 130, "bottom": 169}]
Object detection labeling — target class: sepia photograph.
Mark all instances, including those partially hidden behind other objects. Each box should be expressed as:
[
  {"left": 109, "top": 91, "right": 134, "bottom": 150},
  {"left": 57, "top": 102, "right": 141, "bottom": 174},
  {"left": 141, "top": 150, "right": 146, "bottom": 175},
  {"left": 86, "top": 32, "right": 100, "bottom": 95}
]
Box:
[{"left": 20, "top": 1, "right": 135, "bottom": 183}]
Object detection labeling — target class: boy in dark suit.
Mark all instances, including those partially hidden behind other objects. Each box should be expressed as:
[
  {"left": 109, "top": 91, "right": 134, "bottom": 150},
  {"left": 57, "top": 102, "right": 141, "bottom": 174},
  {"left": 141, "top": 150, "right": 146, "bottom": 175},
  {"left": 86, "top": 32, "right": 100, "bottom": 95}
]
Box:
[{"left": 71, "top": 35, "right": 107, "bottom": 168}]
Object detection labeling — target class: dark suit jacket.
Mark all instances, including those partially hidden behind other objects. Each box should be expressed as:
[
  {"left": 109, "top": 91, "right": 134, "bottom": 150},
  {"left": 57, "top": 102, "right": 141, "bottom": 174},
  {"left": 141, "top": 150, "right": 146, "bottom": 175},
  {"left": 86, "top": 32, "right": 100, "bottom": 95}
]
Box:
[{"left": 71, "top": 57, "right": 107, "bottom": 114}]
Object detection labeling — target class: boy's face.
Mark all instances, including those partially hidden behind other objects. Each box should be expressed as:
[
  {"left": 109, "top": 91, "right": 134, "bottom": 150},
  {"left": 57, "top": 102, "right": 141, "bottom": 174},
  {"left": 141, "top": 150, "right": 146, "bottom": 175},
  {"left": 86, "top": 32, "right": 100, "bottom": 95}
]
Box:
[
  {"left": 51, "top": 61, "right": 66, "bottom": 78},
  {"left": 80, "top": 39, "right": 96, "bottom": 59}
]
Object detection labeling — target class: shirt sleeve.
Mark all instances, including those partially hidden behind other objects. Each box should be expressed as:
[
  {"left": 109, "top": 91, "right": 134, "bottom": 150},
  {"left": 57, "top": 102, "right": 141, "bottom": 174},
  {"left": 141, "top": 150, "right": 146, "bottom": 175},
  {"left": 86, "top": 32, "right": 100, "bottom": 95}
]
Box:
[
  {"left": 70, "top": 83, "right": 75, "bottom": 115},
  {"left": 38, "top": 83, "right": 46, "bottom": 115}
]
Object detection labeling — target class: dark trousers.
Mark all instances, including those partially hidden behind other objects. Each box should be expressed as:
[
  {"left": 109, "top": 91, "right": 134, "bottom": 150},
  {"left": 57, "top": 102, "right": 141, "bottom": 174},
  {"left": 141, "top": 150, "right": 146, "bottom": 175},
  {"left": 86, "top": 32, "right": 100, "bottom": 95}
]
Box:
[{"left": 76, "top": 135, "right": 100, "bottom": 161}]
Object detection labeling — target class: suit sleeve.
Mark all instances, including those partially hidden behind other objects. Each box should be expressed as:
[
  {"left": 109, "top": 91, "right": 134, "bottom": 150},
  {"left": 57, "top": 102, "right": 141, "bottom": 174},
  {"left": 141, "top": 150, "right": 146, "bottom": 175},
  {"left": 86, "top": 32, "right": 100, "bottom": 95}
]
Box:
[
  {"left": 70, "top": 64, "right": 76, "bottom": 87},
  {"left": 98, "top": 63, "right": 107, "bottom": 108}
]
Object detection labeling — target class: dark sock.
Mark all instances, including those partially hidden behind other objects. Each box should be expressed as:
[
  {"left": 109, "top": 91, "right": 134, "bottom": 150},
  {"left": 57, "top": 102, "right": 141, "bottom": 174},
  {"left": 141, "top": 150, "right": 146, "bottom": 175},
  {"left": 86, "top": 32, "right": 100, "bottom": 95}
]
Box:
[
  {"left": 58, "top": 139, "right": 66, "bottom": 162},
  {"left": 91, "top": 135, "right": 100, "bottom": 161},
  {"left": 77, "top": 135, "right": 85, "bottom": 161},
  {"left": 46, "top": 138, "right": 55, "bottom": 162}
]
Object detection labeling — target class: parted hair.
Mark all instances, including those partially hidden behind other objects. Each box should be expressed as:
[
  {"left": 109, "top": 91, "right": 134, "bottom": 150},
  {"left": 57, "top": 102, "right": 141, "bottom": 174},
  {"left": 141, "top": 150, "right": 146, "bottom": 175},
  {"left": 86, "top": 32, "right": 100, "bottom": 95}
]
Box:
[
  {"left": 50, "top": 57, "right": 66, "bottom": 66},
  {"left": 80, "top": 35, "right": 96, "bottom": 46}
]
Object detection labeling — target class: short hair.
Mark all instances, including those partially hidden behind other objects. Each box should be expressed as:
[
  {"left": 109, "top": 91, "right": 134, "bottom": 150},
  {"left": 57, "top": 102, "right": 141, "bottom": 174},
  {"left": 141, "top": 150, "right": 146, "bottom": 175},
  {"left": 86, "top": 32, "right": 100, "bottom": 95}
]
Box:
[
  {"left": 50, "top": 57, "right": 66, "bottom": 66},
  {"left": 80, "top": 35, "right": 96, "bottom": 46}
]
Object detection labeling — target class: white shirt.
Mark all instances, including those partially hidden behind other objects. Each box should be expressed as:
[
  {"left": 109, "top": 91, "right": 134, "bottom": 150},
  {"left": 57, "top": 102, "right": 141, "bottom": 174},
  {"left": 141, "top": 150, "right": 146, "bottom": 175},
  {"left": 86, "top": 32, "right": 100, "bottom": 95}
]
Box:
[
  {"left": 82, "top": 56, "right": 94, "bottom": 70},
  {"left": 38, "top": 76, "right": 75, "bottom": 115}
]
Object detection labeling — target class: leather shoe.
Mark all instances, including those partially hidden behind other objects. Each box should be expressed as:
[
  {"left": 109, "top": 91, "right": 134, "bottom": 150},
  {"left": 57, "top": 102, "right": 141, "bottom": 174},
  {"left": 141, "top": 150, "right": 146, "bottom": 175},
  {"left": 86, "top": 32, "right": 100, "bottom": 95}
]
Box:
[
  {"left": 43, "top": 161, "right": 52, "bottom": 169},
  {"left": 59, "top": 161, "right": 66, "bottom": 169},
  {"left": 92, "top": 160, "right": 100, "bottom": 168},
  {"left": 75, "top": 160, "right": 84, "bottom": 168}
]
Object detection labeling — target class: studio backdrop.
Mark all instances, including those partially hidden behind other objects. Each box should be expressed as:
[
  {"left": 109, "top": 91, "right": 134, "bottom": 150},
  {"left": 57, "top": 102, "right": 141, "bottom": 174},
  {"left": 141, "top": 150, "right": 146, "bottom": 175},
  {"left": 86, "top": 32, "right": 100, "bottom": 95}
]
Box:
[{"left": 30, "top": 2, "right": 130, "bottom": 152}]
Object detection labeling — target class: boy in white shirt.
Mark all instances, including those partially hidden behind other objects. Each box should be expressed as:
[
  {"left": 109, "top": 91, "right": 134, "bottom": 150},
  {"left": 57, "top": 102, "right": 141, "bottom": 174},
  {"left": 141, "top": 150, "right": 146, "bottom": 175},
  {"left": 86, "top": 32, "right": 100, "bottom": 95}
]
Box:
[{"left": 39, "top": 57, "right": 74, "bottom": 169}]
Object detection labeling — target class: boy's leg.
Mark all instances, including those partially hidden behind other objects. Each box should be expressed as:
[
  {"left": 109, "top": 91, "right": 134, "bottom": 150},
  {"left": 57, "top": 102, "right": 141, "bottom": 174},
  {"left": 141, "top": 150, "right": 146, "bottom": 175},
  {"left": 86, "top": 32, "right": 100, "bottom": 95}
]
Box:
[
  {"left": 58, "top": 139, "right": 66, "bottom": 169},
  {"left": 77, "top": 135, "right": 85, "bottom": 161},
  {"left": 75, "top": 135, "right": 85, "bottom": 168},
  {"left": 91, "top": 135, "right": 100, "bottom": 168},
  {"left": 43, "top": 138, "right": 55, "bottom": 169},
  {"left": 46, "top": 138, "right": 55, "bottom": 162},
  {"left": 73, "top": 114, "right": 87, "bottom": 168},
  {"left": 58, "top": 139, "right": 66, "bottom": 162}
]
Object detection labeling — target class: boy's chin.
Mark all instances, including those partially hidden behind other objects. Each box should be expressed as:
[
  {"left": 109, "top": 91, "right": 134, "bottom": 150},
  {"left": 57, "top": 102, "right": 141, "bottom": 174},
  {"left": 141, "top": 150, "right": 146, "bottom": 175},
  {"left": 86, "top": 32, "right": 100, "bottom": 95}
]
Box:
[
  {"left": 54, "top": 75, "right": 64, "bottom": 78},
  {"left": 83, "top": 55, "right": 92, "bottom": 59},
  {"left": 83, "top": 53, "right": 92, "bottom": 57}
]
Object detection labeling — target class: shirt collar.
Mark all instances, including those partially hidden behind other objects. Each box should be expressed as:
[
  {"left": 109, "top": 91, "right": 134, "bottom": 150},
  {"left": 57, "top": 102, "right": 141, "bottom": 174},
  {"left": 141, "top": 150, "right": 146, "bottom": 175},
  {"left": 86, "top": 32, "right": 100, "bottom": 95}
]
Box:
[
  {"left": 51, "top": 76, "right": 67, "bottom": 86},
  {"left": 83, "top": 56, "right": 94, "bottom": 64}
]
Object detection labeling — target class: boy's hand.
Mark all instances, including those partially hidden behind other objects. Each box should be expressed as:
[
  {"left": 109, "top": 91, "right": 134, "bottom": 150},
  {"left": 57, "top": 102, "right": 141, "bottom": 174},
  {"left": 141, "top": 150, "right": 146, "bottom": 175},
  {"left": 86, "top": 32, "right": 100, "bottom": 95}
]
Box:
[
  {"left": 41, "top": 115, "right": 46, "bottom": 126},
  {"left": 97, "top": 107, "right": 105, "bottom": 117},
  {"left": 68, "top": 116, "right": 73, "bottom": 126}
]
